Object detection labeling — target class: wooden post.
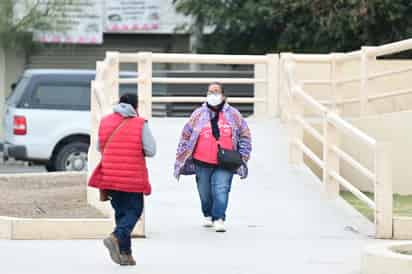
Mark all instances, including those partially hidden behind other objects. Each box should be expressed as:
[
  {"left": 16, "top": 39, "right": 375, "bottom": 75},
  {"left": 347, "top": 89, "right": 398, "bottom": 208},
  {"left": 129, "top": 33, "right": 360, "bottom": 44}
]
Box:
[
  {"left": 279, "top": 54, "right": 287, "bottom": 123},
  {"left": 360, "top": 47, "right": 368, "bottom": 115},
  {"left": 322, "top": 116, "right": 340, "bottom": 199},
  {"left": 88, "top": 81, "right": 100, "bottom": 173},
  {"left": 375, "top": 142, "right": 393, "bottom": 239},
  {"left": 360, "top": 47, "right": 376, "bottom": 116},
  {"left": 87, "top": 80, "right": 101, "bottom": 209},
  {"left": 266, "top": 54, "right": 279, "bottom": 117},
  {"left": 326, "top": 53, "right": 344, "bottom": 199},
  {"left": 288, "top": 90, "right": 303, "bottom": 166},
  {"left": 105, "top": 52, "right": 120, "bottom": 105},
  {"left": 87, "top": 61, "right": 112, "bottom": 213},
  {"left": 137, "top": 52, "right": 153, "bottom": 118},
  {"left": 136, "top": 52, "right": 153, "bottom": 237},
  {"left": 330, "top": 53, "right": 344, "bottom": 115},
  {"left": 254, "top": 63, "right": 267, "bottom": 118},
  {"left": 280, "top": 53, "right": 295, "bottom": 123}
]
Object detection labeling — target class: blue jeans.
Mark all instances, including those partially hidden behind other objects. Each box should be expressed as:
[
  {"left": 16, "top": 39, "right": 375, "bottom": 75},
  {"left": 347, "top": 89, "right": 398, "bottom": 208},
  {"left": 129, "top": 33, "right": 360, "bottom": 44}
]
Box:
[
  {"left": 108, "top": 190, "right": 144, "bottom": 255},
  {"left": 195, "top": 164, "right": 234, "bottom": 221}
]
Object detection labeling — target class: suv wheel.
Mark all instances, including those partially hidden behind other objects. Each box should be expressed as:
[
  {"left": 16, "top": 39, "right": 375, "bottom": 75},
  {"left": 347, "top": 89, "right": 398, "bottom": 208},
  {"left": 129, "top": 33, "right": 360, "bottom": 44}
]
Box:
[{"left": 54, "top": 142, "right": 88, "bottom": 172}]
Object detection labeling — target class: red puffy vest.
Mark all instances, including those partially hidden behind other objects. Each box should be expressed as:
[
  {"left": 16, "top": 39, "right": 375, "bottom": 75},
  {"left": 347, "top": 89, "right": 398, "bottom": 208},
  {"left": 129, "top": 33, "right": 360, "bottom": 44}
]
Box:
[{"left": 88, "top": 113, "right": 151, "bottom": 195}]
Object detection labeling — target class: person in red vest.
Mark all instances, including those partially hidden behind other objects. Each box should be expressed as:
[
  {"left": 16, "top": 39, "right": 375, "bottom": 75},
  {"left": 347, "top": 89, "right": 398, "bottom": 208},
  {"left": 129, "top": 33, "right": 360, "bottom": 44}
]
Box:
[{"left": 89, "top": 93, "right": 156, "bottom": 266}]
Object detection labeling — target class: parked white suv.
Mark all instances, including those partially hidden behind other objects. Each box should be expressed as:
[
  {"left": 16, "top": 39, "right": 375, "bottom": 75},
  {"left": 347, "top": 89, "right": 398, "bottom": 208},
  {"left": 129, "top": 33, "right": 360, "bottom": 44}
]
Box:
[{"left": 3, "top": 69, "right": 136, "bottom": 171}]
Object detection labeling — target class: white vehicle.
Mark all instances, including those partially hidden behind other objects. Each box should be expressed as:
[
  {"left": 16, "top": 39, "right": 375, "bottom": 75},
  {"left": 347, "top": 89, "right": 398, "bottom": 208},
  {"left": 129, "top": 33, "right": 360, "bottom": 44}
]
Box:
[{"left": 3, "top": 69, "right": 136, "bottom": 171}]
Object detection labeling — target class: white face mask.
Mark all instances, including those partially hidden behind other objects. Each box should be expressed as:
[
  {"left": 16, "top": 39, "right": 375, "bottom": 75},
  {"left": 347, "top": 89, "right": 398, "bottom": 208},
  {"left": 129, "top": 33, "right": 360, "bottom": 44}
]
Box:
[{"left": 207, "top": 94, "right": 223, "bottom": 106}]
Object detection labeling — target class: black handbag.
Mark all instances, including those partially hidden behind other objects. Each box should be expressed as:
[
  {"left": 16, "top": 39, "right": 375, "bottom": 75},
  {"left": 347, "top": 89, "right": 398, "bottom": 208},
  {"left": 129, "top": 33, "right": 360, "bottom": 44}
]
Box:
[
  {"left": 217, "top": 144, "right": 243, "bottom": 172},
  {"left": 210, "top": 111, "right": 243, "bottom": 172}
]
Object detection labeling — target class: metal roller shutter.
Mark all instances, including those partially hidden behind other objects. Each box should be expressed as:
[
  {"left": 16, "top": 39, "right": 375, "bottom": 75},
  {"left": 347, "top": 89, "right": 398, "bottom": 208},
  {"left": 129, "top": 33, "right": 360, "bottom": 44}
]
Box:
[{"left": 26, "top": 34, "right": 187, "bottom": 70}]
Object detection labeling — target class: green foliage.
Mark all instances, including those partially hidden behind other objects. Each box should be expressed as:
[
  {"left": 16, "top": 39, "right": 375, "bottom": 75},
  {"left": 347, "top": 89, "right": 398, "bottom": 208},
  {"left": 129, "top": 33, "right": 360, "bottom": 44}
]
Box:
[
  {"left": 0, "top": 0, "right": 63, "bottom": 51},
  {"left": 174, "top": 0, "right": 412, "bottom": 54}
]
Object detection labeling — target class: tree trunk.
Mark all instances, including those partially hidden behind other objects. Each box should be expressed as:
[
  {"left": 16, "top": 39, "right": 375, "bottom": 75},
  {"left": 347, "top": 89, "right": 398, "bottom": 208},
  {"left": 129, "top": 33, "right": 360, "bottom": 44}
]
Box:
[{"left": 189, "top": 16, "right": 204, "bottom": 71}]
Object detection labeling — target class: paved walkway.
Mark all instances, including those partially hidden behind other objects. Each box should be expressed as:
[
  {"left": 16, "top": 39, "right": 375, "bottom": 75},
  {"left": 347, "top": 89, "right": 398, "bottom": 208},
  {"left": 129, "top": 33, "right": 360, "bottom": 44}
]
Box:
[{"left": 0, "top": 118, "right": 375, "bottom": 274}]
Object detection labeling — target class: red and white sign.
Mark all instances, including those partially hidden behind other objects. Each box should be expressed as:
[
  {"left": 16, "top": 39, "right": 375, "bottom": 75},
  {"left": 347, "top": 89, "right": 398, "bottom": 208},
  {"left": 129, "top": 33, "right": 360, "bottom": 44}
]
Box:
[{"left": 104, "top": 0, "right": 162, "bottom": 33}]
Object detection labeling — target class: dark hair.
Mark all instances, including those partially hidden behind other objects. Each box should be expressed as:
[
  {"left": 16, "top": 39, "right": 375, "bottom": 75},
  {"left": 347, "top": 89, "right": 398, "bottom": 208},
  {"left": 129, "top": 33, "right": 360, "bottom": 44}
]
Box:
[
  {"left": 119, "top": 93, "right": 138, "bottom": 109},
  {"left": 208, "top": 82, "right": 225, "bottom": 94}
]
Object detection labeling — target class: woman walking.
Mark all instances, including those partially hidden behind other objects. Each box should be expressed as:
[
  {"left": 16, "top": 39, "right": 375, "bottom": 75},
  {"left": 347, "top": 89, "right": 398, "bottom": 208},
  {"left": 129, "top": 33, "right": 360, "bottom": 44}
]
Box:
[
  {"left": 174, "top": 82, "right": 252, "bottom": 232},
  {"left": 89, "top": 93, "right": 156, "bottom": 265}
]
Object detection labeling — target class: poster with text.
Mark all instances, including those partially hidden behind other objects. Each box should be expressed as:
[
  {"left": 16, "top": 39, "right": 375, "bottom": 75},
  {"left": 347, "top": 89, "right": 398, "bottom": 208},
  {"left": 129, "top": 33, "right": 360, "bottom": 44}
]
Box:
[
  {"left": 104, "top": 0, "right": 188, "bottom": 34},
  {"left": 33, "top": 0, "right": 103, "bottom": 44},
  {"left": 105, "top": 0, "right": 166, "bottom": 33}
]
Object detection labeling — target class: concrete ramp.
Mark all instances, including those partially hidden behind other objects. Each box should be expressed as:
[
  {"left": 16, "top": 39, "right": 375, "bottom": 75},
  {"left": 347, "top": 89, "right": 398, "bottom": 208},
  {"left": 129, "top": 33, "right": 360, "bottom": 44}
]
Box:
[{"left": 0, "top": 118, "right": 375, "bottom": 274}]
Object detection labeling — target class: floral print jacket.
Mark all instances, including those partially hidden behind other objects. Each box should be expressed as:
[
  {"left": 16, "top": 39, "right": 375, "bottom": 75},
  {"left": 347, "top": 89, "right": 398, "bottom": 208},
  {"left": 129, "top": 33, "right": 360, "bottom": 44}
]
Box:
[{"left": 174, "top": 103, "right": 252, "bottom": 180}]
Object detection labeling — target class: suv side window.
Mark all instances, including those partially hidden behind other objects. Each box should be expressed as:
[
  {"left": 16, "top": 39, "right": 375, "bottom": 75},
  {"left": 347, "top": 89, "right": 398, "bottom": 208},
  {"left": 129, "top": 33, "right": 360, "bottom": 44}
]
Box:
[
  {"left": 30, "top": 83, "right": 91, "bottom": 110},
  {"left": 6, "top": 77, "right": 30, "bottom": 107}
]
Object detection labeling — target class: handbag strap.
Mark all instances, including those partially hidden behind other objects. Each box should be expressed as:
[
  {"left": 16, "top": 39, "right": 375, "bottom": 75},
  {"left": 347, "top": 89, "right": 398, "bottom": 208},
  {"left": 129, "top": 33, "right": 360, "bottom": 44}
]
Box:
[{"left": 102, "top": 118, "right": 130, "bottom": 153}]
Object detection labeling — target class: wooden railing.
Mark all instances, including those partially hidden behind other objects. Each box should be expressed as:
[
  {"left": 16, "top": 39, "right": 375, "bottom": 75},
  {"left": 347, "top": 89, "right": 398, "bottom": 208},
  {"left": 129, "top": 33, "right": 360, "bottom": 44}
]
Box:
[
  {"left": 92, "top": 52, "right": 279, "bottom": 119},
  {"left": 278, "top": 38, "right": 412, "bottom": 239},
  {"left": 281, "top": 39, "right": 412, "bottom": 117},
  {"left": 285, "top": 62, "right": 393, "bottom": 238}
]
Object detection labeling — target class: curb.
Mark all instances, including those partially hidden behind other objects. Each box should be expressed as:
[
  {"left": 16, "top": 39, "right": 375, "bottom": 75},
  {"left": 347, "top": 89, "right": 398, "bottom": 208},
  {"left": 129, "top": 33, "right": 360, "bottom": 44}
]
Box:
[
  {"left": 362, "top": 242, "right": 412, "bottom": 274},
  {"left": 0, "top": 216, "right": 113, "bottom": 239},
  {"left": 0, "top": 172, "right": 145, "bottom": 239}
]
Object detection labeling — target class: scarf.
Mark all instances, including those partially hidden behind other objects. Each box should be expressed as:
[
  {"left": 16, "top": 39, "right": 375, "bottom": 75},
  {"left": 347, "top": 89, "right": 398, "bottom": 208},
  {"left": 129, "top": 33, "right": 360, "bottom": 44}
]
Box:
[{"left": 207, "top": 101, "right": 225, "bottom": 140}]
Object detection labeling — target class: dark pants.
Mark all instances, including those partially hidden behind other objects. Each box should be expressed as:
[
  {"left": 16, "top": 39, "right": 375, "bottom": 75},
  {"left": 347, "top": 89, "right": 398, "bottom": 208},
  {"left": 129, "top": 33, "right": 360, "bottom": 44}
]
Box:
[
  {"left": 108, "top": 190, "right": 144, "bottom": 255},
  {"left": 195, "top": 164, "right": 234, "bottom": 221}
]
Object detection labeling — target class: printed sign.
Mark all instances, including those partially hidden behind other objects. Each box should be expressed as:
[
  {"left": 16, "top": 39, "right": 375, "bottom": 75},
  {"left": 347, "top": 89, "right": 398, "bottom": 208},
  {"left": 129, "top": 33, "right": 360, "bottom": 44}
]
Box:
[
  {"left": 104, "top": 0, "right": 190, "bottom": 34},
  {"left": 105, "top": 0, "right": 161, "bottom": 32},
  {"left": 33, "top": 0, "right": 103, "bottom": 44}
]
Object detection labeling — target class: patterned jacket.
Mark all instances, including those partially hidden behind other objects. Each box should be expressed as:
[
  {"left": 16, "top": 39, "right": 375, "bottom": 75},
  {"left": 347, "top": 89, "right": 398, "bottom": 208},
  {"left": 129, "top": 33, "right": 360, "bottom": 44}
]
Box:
[{"left": 174, "top": 103, "right": 252, "bottom": 179}]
